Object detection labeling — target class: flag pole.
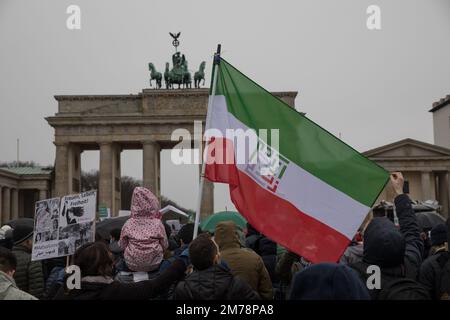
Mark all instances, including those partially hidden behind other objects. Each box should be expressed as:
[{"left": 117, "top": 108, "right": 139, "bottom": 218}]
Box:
[{"left": 193, "top": 44, "right": 221, "bottom": 239}]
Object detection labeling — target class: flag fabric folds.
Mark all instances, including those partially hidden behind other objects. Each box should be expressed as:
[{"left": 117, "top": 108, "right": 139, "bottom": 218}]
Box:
[{"left": 204, "top": 58, "right": 389, "bottom": 263}]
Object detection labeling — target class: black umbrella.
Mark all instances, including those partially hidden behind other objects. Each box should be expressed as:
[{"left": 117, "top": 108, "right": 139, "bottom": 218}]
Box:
[
  {"left": 415, "top": 211, "right": 445, "bottom": 231},
  {"left": 95, "top": 216, "right": 129, "bottom": 240},
  {"left": 4, "top": 218, "right": 34, "bottom": 229}
]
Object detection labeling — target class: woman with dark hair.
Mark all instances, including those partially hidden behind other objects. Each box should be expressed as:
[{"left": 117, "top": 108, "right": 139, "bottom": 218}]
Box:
[{"left": 53, "top": 242, "right": 187, "bottom": 300}]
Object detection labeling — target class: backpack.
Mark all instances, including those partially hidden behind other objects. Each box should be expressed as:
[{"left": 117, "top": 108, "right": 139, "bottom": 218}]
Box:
[{"left": 378, "top": 278, "right": 430, "bottom": 300}]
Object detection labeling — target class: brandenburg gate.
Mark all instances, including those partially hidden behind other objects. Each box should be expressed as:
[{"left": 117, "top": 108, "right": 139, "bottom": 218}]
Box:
[{"left": 46, "top": 89, "right": 297, "bottom": 217}]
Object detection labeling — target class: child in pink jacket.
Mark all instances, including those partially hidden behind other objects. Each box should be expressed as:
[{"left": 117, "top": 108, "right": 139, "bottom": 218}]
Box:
[{"left": 119, "top": 187, "right": 168, "bottom": 272}]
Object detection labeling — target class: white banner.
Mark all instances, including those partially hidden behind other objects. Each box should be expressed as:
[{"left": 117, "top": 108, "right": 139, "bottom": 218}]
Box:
[{"left": 31, "top": 190, "right": 97, "bottom": 261}]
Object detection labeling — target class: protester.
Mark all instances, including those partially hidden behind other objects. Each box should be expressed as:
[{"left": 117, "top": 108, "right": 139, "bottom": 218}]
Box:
[
  {"left": 119, "top": 187, "right": 168, "bottom": 272},
  {"left": 163, "top": 222, "right": 180, "bottom": 252},
  {"left": 418, "top": 223, "right": 449, "bottom": 299},
  {"left": 428, "top": 224, "right": 448, "bottom": 256},
  {"left": 275, "top": 250, "right": 312, "bottom": 299},
  {"left": 0, "top": 247, "right": 37, "bottom": 300},
  {"left": 159, "top": 223, "right": 200, "bottom": 273},
  {"left": 54, "top": 242, "right": 187, "bottom": 300},
  {"left": 42, "top": 257, "right": 65, "bottom": 281},
  {"left": 40, "top": 257, "right": 65, "bottom": 299},
  {"left": 214, "top": 221, "right": 273, "bottom": 299},
  {"left": 173, "top": 233, "right": 259, "bottom": 300},
  {"left": 174, "top": 223, "right": 196, "bottom": 256},
  {"left": 159, "top": 223, "right": 181, "bottom": 272},
  {"left": 439, "top": 218, "right": 450, "bottom": 299},
  {"left": 420, "top": 230, "right": 433, "bottom": 261},
  {"left": 349, "top": 172, "right": 429, "bottom": 299},
  {"left": 339, "top": 231, "right": 364, "bottom": 265},
  {"left": 289, "top": 263, "right": 370, "bottom": 300},
  {"left": 11, "top": 224, "right": 45, "bottom": 299},
  {"left": 109, "top": 228, "right": 124, "bottom": 267},
  {"left": 245, "top": 223, "right": 278, "bottom": 284}
]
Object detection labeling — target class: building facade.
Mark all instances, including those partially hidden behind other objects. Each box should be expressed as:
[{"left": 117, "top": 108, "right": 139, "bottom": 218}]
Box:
[
  {"left": 365, "top": 138, "right": 450, "bottom": 217},
  {"left": 46, "top": 88, "right": 298, "bottom": 218},
  {"left": 430, "top": 95, "right": 450, "bottom": 149},
  {"left": 0, "top": 167, "right": 52, "bottom": 224}
]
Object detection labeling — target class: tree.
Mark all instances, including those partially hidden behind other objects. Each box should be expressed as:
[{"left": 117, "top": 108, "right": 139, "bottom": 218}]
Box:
[
  {"left": 120, "top": 176, "right": 142, "bottom": 210},
  {"left": 0, "top": 160, "right": 41, "bottom": 168},
  {"left": 80, "top": 170, "right": 99, "bottom": 192}
]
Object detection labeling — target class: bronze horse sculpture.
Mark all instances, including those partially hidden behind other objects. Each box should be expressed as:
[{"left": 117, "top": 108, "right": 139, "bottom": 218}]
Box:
[
  {"left": 164, "top": 62, "right": 171, "bottom": 89},
  {"left": 148, "top": 63, "right": 162, "bottom": 89},
  {"left": 194, "top": 61, "right": 206, "bottom": 88}
]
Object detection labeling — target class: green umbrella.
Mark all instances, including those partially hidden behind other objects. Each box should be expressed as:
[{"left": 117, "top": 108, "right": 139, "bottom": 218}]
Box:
[{"left": 200, "top": 211, "right": 247, "bottom": 233}]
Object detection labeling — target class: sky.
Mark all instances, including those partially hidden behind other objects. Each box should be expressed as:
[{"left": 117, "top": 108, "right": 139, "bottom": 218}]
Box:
[{"left": 0, "top": 0, "right": 449, "bottom": 211}]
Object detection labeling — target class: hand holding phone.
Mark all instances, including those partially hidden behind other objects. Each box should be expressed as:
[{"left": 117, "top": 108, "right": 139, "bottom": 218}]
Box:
[{"left": 390, "top": 172, "right": 404, "bottom": 196}]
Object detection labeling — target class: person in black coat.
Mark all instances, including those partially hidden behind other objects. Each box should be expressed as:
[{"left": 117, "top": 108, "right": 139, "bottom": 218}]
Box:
[
  {"left": 245, "top": 223, "right": 278, "bottom": 284},
  {"left": 53, "top": 241, "right": 187, "bottom": 300},
  {"left": 173, "top": 233, "right": 260, "bottom": 300},
  {"left": 418, "top": 223, "right": 449, "bottom": 299},
  {"left": 350, "top": 172, "right": 425, "bottom": 299}
]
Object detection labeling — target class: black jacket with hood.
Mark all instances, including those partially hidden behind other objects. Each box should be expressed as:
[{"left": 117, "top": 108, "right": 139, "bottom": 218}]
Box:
[
  {"left": 173, "top": 264, "right": 260, "bottom": 300},
  {"left": 350, "top": 194, "right": 424, "bottom": 299},
  {"left": 418, "top": 250, "right": 448, "bottom": 299}
]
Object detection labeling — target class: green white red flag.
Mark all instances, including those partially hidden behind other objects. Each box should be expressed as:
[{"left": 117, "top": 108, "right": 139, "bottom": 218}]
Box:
[{"left": 204, "top": 58, "right": 389, "bottom": 263}]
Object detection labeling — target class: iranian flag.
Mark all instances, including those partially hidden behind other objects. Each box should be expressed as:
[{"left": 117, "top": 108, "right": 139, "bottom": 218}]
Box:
[{"left": 204, "top": 57, "right": 389, "bottom": 263}]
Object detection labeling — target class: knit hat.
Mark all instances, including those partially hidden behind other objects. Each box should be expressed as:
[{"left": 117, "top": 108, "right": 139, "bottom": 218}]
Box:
[
  {"left": 13, "top": 224, "right": 34, "bottom": 245},
  {"left": 430, "top": 224, "right": 448, "bottom": 246}
]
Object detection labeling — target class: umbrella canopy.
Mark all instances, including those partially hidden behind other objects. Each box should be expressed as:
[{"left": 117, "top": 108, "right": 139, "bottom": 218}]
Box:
[
  {"left": 200, "top": 211, "right": 247, "bottom": 233},
  {"left": 372, "top": 201, "right": 445, "bottom": 231},
  {"left": 96, "top": 216, "right": 129, "bottom": 240},
  {"left": 415, "top": 211, "right": 446, "bottom": 231},
  {"left": 3, "top": 218, "right": 34, "bottom": 229}
]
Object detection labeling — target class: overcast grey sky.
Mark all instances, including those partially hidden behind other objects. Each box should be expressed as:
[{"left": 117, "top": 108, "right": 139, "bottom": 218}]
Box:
[{"left": 1, "top": 0, "right": 449, "bottom": 211}]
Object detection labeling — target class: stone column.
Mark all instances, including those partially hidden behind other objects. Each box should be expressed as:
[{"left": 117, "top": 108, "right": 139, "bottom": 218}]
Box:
[
  {"left": 143, "top": 141, "right": 160, "bottom": 197},
  {"left": 54, "top": 142, "right": 69, "bottom": 197},
  {"left": 0, "top": 186, "right": 3, "bottom": 225},
  {"left": 446, "top": 171, "right": 450, "bottom": 219},
  {"left": 39, "top": 189, "right": 48, "bottom": 201},
  {"left": 421, "top": 171, "right": 432, "bottom": 201},
  {"left": 112, "top": 144, "right": 122, "bottom": 216},
  {"left": 438, "top": 171, "right": 450, "bottom": 218},
  {"left": 2, "top": 187, "right": 11, "bottom": 223},
  {"left": 68, "top": 144, "right": 82, "bottom": 194},
  {"left": 11, "top": 189, "right": 19, "bottom": 220},
  {"left": 99, "top": 142, "right": 114, "bottom": 216}
]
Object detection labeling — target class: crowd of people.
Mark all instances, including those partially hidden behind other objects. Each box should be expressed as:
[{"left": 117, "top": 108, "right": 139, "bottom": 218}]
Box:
[{"left": 0, "top": 172, "right": 450, "bottom": 300}]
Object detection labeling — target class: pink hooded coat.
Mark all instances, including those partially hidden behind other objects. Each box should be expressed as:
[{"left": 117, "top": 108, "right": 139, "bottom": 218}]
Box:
[{"left": 119, "top": 187, "right": 168, "bottom": 272}]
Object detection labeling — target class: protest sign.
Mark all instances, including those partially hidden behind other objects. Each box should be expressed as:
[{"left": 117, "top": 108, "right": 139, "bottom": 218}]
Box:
[
  {"left": 166, "top": 219, "right": 182, "bottom": 237},
  {"left": 32, "top": 190, "right": 97, "bottom": 261}
]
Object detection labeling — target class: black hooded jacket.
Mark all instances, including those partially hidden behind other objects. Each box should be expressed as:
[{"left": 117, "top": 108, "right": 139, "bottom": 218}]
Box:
[
  {"left": 418, "top": 250, "right": 448, "bottom": 299},
  {"left": 53, "top": 259, "right": 186, "bottom": 300},
  {"left": 173, "top": 264, "right": 260, "bottom": 300},
  {"left": 245, "top": 226, "right": 279, "bottom": 284},
  {"left": 350, "top": 194, "right": 423, "bottom": 298}
]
